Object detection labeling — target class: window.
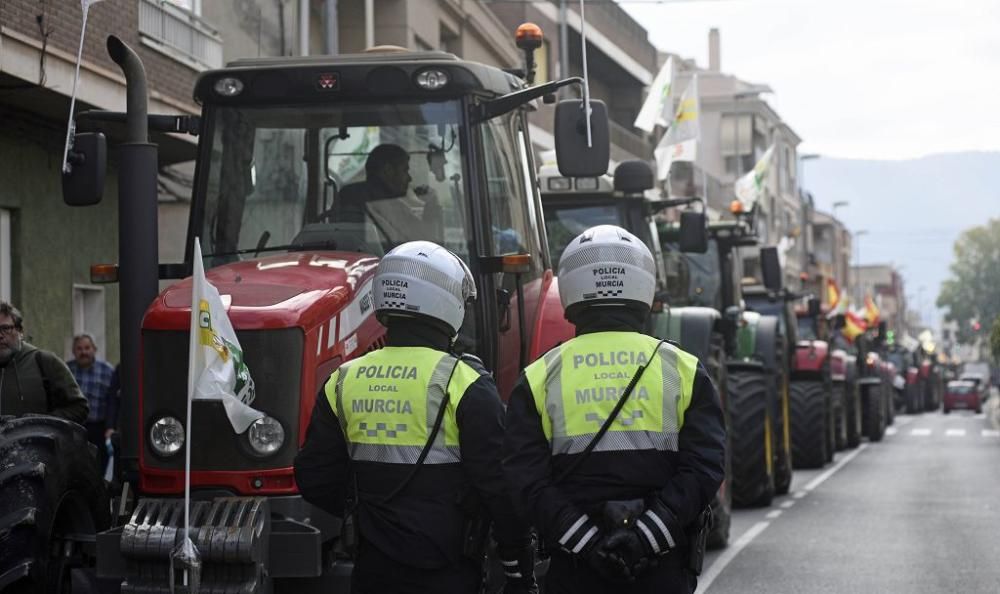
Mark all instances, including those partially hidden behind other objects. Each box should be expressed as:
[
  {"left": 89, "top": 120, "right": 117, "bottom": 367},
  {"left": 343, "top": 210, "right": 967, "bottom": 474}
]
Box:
[
  {"left": 0, "top": 209, "right": 10, "bottom": 302},
  {"left": 72, "top": 285, "right": 106, "bottom": 356}
]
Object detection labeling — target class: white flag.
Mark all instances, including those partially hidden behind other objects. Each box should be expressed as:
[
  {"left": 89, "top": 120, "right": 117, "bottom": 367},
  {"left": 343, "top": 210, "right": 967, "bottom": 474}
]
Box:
[
  {"left": 655, "top": 75, "right": 701, "bottom": 180},
  {"left": 733, "top": 144, "right": 775, "bottom": 212},
  {"left": 188, "top": 238, "right": 264, "bottom": 433},
  {"left": 634, "top": 57, "right": 674, "bottom": 133}
]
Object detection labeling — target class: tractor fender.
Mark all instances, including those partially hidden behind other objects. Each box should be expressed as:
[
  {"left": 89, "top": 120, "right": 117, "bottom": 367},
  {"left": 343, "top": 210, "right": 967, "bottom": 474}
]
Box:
[
  {"left": 794, "top": 340, "right": 829, "bottom": 375},
  {"left": 652, "top": 306, "right": 721, "bottom": 362},
  {"left": 753, "top": 315, "right": 782, "bottom": 373}
]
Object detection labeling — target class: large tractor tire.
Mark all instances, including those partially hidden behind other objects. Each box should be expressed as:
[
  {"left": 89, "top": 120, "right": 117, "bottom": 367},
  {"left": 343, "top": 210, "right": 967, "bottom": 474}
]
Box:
[
  {"left": 905, "top": 383, "right": 922, "bottom": 414},
  {"left": 844, "top": 381, "right": 862, "bottom": 449},
  {"left": 885, "top": 383, "right": 896, "bottom": 426},
  {"left": 727, "top": 370, "right": 775, "bottom": 507},
  {"left": 863, "top": 384, "right": 886, "bottom": 442},
  {"left": 831, "top": 383, "right": 848, "bottom": 451},
  {"left": 0, "top": 415, "right": 110, "bottom": 593},
  {"left": 773, "top": 376, "right": 793, "bottom": 496},
  {"left": 824, "top": 389, "right": 836, "bottom": 463},
  {"left": 789, "top": 380, "right": 828, "bottom": 469}
]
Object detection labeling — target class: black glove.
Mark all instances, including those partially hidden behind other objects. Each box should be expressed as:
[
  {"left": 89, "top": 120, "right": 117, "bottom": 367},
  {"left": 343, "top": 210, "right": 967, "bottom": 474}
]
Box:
[
  {"left": 599, "top": 526, "right": 655, "bottom": 582},
  {"left": 634, "top": 498, "right": 684, "bottom": 558},
  {"left": 580, "top": 528, "right": 631, "bottom": 583},
  {"left": 498, "top": 542, "right": 538, "bottom": 594}
]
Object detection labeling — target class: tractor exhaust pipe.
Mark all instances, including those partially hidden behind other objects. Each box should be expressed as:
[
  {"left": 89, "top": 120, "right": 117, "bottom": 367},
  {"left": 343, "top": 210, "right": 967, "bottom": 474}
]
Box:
[{"left": 107, "top": 35, "right": 159, "bottom": 480}]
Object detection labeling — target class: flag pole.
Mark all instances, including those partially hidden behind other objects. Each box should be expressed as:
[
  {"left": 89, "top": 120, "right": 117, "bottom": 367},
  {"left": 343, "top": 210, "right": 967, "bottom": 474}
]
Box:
[{"left": 183, "top": 238, "right": 202, "bottom": 587}]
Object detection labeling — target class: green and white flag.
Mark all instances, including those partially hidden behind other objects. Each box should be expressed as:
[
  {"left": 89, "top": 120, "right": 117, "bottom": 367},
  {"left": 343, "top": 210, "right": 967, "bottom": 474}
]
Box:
[
  {"left": 188, "top": 238, "right": 264, "bottom": 434},
  {"left": 734, "top": 144, "right": 775, "bottom": 212},
  {"left": 655, "top": 74, "right": 701, "bottom": 181},
  {"left": 634, "top": 56, "right": 674, "bottom": 133}
]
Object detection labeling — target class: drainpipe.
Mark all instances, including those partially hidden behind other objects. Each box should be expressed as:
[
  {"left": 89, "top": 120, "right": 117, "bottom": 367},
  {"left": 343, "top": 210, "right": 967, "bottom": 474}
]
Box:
[
  {"left": 324, "top": 0, "right": 338, "bottom": 54},
  {"left": 365, "top": 0, "right": 374, "bottom": 48},
  {"left": 299, "top": 0, "right": 309, "bottom": 56}
]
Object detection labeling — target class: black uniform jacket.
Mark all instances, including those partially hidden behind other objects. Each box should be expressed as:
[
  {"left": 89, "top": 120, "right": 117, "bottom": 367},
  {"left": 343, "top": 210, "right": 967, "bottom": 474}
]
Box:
[
  {"left": 294, "top": 321, "right": 528, "bottom": 569},
  {"left": 503, "top": 310, "right": 726, "bottom": 555}
]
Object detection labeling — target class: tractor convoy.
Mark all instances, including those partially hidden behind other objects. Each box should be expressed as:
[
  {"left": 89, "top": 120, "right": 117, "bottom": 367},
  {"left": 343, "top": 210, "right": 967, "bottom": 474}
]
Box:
[{"left": 0, "top": 21, "right": 935, "bottom": 594}]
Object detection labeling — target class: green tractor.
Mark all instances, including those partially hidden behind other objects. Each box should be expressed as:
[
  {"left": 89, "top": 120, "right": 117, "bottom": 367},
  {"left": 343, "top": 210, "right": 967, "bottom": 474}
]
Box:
[
  {"left": 539, "top": 160, "right": 732, "bottom": 547},
  {"left": 659, "top": 220, "right": 794, "bottom": 507}
]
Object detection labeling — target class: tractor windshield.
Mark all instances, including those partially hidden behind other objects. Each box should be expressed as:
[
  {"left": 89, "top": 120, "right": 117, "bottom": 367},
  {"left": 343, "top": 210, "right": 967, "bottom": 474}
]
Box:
[
  {"left": 543, "top": 202, "right": 622, "bottom": 262},
  {"left": 662, "top": 240, "right": 722, "bottom": 308},
  {"left": 197, "top": 100, "right": 469, "bottom": 266}
]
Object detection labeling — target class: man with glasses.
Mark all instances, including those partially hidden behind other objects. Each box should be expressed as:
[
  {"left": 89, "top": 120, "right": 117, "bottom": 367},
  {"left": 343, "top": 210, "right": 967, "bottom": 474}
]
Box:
[{"left": 0, "top": 301, "right": 88, "bottom": 423}]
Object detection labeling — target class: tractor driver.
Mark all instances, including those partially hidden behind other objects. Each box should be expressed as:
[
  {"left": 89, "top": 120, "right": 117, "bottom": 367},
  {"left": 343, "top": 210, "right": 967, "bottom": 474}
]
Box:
[
  {"left": 336, "top": 144, "right": 445, "bottom": 247},
  {"left": 503, "top": 225, "right": 726, "bottom": 593},
  {"left": 294, "top": 241, "right": 536, "bottom": 594}
]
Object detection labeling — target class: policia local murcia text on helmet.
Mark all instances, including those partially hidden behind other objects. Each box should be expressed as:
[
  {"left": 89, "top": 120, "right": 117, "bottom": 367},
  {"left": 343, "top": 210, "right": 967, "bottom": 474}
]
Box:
[
  {"left": 372, "top": 240, "right": 476, "bottom": 337},
  {"left": 294, "top": 241, "right": 537, "bottom": 593},
  {"left": 502, "top": 225, "right": 726, "bottom": 594}
]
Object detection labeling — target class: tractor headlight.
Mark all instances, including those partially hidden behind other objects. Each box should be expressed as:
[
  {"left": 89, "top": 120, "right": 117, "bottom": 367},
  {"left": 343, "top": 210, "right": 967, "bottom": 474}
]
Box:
[
  {"left": 415, "top": 68, "right": 449, "bottom": 90},
  {"left": 150, "top": 416, "right": 185, "bottom": 456},
  {"left": 214, "top": 76, "right": 244, "bottom": 97},
  {"left": 247, "top": 416, "right": 285, "bottom": 455}
]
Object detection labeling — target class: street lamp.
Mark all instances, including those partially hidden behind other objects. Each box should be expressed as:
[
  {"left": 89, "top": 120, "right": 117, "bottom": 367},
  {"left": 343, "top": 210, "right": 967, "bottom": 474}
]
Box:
[
  {"left": 854, "top": 229, "right": 869, "bottom": 303},
  {"left": 832, "top": 200, "right": 848, "bottom": 220}
]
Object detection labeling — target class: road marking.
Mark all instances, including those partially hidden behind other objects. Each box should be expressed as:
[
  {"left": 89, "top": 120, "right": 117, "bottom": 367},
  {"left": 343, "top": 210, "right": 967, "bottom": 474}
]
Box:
[
  {"left": 765, "top": 510, "right": 782, "bottom": 519},
  {"left": 886, "top": 427, "right": 898, "bottom": 436},
  {"left": 792, "top": 490, "right": 808, "bottom": 499},
  {"left": 945, "top": 428, "right": 966, "bottom": 437},
  {"left": 896, "top": 416, "right": 915, "bottom": 426},
  {"left": 803, "top": 443, "right": 869, "bottom": 492},
  {"left": 780, "top": 500, "right": 796, "bottom": 509},
  {"left": 698, "top": 521, "right": 770, "bottom": 592},
  {"left": 910, "top": 428, "right": 932, "bottom": 436},
  {"left": 982, "top": 429, "right": 999, "bottom": 438}
]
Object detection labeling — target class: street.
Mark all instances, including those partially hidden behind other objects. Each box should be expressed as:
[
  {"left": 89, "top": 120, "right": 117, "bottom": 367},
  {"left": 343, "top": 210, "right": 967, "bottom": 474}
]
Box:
[{"left": 700, "top": 400, "right": 1000, "bottom": 593}]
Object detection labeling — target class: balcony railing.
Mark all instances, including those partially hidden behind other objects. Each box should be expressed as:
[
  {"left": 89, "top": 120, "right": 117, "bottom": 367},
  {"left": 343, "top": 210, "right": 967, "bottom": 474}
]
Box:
[{"left": 138, "top": 0, "right": 223, "bottom": 70}]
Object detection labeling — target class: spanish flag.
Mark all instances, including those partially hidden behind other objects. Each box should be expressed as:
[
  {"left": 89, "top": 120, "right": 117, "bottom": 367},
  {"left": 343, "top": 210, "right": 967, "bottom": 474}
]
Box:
[
  {"left": 842, "top": 310, "right": 867, "bottom": 343},
  {"left": 864, "top": 294, "right": 880, "bottom": 326},
  {"left": 827, "top": 279, "right": 841, "bottom": 310}
]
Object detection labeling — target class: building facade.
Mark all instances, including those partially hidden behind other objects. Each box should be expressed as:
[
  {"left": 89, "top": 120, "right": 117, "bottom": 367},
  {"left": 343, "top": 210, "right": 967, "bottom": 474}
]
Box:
[
  {"left": 0, "top": 0, "right": 205, "bottom": 359},
  {"left": 853, "top": 263, "right": 908, "bottom": 334}
]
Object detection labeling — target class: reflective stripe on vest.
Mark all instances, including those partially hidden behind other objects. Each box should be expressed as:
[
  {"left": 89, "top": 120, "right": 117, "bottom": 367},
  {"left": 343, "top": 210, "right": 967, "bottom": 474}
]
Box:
[
  {"left": 324, "top": 346, "right": 480, "bottom": 464},
  {"left": 525, "top": 332, "right": 699, "bottom": 455}
]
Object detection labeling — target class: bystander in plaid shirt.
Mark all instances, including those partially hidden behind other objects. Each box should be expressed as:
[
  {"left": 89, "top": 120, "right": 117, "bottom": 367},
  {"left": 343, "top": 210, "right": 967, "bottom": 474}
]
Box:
[{"left": 67, "top": 359, "right": 115, "bottom": 423}]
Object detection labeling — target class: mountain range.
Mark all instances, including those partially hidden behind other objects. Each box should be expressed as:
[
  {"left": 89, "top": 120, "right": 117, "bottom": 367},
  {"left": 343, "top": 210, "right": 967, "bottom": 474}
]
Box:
[{"left": 803, "top": 151, "right": 1000, "bottom": 328}]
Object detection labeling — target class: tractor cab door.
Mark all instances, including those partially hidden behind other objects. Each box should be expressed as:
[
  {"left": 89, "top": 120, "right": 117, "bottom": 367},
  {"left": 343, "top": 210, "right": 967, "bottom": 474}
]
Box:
[{"left": 477, "top": 110, "right": 548, "bottom": 398}]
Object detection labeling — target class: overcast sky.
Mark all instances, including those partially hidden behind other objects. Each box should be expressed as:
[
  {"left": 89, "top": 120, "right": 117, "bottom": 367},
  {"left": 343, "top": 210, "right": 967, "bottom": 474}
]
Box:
[{"left": 620, "top": 0, "right": 1000, "bottom": 160}]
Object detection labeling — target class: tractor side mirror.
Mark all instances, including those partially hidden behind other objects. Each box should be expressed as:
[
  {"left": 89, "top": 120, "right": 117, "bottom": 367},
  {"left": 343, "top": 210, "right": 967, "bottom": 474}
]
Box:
[
  {"left": 808, "top": 296, "right": 821, "bottom": 317},
  {"left": 555, "top": 99, "right": 610, "bottom": 177},
  {"left": 678, "top": 211, "right": 708, "bottom": 253},
  {"left": 62, "top": 132, "right": 107, "bottom": 206},
  {"left": 760, "top": 246, "right": 783, "bottom": 292}
]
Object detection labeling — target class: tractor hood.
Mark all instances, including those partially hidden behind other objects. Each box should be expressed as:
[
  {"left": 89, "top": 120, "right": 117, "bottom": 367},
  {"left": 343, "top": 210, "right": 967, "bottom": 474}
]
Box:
[{"left": 146, "top": 251, "right": 380, "bottom": 330}]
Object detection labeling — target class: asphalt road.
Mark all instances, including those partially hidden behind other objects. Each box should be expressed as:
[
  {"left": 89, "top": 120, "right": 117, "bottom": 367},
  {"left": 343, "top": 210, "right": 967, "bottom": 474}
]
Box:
[{"left": 698, "top": 397, "right": 1000, "bottom": 593}]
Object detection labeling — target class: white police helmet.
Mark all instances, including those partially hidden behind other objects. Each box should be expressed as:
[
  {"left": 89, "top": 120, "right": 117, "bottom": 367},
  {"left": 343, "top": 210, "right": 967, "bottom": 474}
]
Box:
[
  {"left": 558, "top": 225, "right": 656, "bottom": 312},
  {"left": 373, "top": 241, "right": 477, "bottom": 335}
]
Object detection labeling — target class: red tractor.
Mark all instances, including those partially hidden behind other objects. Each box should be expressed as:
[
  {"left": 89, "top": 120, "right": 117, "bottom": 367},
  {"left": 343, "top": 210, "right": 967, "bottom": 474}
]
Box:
[
  {"left": 789, "top": 299, "right": 836, "bottom": 468},
  {"left": 57, "top": 29, "right": 606, "bottom": 592}
]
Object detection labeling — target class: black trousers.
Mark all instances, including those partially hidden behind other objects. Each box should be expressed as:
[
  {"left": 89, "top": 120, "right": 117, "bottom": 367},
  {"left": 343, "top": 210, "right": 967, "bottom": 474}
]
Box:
[
  {"left": 544, "top": 552, "right": 697, "bottom": 594},
  {"left": 351, "top": 540, "right": 482, "bottom": 594}
]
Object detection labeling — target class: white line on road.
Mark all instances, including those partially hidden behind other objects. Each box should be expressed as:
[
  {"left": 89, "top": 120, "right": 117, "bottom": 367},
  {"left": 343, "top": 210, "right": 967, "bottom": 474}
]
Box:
[
  {"left": 896, "top": 416, "right": 915, "bottom": 426},
  {"left": 803, "top": 443, "right": 869, "bottom": 492},
  {"left": 780, "top": 500, "right": 796, "bottom": 509},
  {"left": 945, "top": 428, "right": 966, "bottom": 437},
  {"left": 910, "top": 428, "right": 932, "bottom": 436},
  {"left": 698, "top": 521, "right": 770, "bottom": 593},
  {"left": 765, "top": 510, "right": 782, "bottom": 519},
  {"left": 792, "top": 490, "right": 808, "bottom": 499},
  {"left": 982, "top": 429, "right": 999, "bottom": 438},
  {"left": 886, "top": 427, "right": 898, "bottom": 436}
]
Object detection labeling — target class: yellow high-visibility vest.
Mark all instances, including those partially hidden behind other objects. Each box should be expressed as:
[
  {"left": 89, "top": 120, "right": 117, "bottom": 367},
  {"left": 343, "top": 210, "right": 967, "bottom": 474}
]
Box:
[
  {"left": 325, "top": 347, "right": 481, "bottom": 464},
  {"left": 525, "top": 332, "right": 699, "bottom": 455}
]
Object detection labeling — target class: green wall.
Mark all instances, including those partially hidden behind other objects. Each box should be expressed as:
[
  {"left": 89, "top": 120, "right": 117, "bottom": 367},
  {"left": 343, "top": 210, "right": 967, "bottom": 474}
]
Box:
[{"left": 0, "top": 127, "right": 121, "bottom": 363}]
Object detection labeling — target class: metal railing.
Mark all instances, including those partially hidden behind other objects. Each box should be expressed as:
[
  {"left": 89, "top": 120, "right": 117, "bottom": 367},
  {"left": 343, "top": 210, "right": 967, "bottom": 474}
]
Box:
[{"left": 138, "top": 0, "right": 223, "bottom": 70}]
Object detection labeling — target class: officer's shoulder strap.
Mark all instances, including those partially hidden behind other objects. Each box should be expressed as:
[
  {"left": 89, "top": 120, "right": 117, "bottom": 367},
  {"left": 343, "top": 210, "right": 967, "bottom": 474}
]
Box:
[{"left": 455, "top": 352, "right": 491, "bottom": 377}]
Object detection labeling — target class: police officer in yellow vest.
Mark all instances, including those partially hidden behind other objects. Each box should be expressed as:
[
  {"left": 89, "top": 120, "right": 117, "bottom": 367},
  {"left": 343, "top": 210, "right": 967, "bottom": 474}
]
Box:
[
  {"left": 295, "top": 241, "right": 536, "bottom": 593},
  {"left": 503, "top": 225, "right": 726, "bottom": 593}
]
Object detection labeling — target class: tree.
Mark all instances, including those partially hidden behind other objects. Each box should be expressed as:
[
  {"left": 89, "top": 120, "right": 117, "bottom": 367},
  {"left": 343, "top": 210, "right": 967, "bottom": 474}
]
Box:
[
  {"left": 991, "top": 316, "right": 1000, "bottom": 363},
  {"left": 936, "top": 218, "right": 1000, "bottom": 345}
]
